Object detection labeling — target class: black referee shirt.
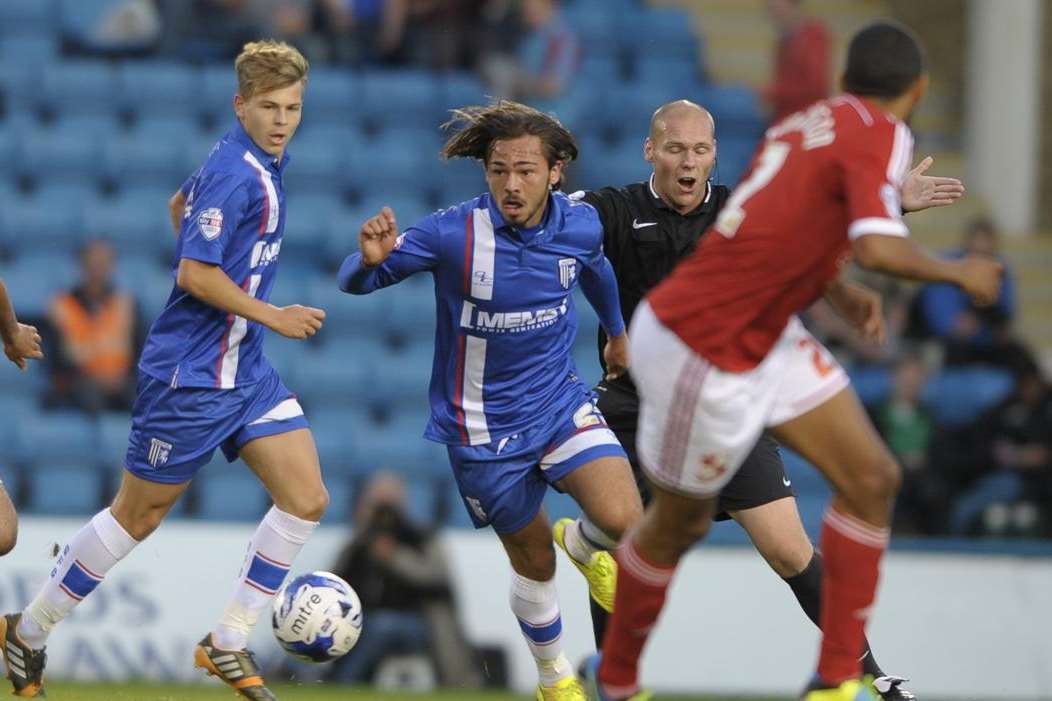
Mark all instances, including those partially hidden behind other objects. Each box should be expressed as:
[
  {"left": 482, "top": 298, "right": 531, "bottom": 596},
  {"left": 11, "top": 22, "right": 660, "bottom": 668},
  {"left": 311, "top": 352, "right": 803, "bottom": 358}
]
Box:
[{"left": 579, "top": 175, "right": 730, "bottom": 391}]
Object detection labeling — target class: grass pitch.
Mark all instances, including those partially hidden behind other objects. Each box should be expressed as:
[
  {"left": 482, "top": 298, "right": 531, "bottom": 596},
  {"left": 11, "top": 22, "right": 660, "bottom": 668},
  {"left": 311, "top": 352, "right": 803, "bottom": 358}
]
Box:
[{"left": 37, "top": 681, "right": 787, "bottom": 701}]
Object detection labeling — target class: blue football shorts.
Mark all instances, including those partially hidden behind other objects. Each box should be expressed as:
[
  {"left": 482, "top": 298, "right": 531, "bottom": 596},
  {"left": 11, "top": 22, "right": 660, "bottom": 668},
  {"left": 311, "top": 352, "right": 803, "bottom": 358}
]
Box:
[
  {"left": 124, "top": 367, "right": 309, "bottom": 484},
  {"left": 447, "top": 398, "right": 626, "bottom": 535}
]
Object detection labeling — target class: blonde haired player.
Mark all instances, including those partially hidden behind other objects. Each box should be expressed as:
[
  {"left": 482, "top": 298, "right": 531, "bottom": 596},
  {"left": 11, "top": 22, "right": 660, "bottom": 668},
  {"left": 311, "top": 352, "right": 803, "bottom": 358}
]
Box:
[{"left": 1, "top": 41, "right": 325, "bottom": 701}]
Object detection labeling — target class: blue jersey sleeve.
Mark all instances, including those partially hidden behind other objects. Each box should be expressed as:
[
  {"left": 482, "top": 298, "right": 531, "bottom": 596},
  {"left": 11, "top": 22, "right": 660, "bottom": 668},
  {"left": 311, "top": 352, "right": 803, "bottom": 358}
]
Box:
[
  {"left": 338, "top": 213, "right": 441, "bottom": 294},
  {"left": 577, "top": 221, "right": 625, "bottom": 337},
  {"left": 179, "top": 173, "right": 250, "bottom": 266}
]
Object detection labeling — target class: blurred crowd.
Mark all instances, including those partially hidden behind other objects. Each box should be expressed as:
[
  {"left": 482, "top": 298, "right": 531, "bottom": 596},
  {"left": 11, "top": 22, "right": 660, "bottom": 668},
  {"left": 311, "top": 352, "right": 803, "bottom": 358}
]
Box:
[{"left": 806, "top": 217, "right": 1051, "bottom": 539}]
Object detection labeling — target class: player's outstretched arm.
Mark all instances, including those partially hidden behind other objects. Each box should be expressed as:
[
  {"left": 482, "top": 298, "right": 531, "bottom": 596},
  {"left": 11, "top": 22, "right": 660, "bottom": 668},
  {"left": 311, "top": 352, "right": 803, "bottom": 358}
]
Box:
[
  {"left": 176, "top": 259, "right": 325, "bottom": 339},
  {"left": 901, "top": 156, "right": 965, "bottom": 213},
  {"left": 338, "top": 207, "right": 439, "bottom": 295},
  {"left": 852, "top": 234, "right": 1003, "bottom": 306},
  {"left": 0, "top": 277, "right": 43, "bottom": 370}
]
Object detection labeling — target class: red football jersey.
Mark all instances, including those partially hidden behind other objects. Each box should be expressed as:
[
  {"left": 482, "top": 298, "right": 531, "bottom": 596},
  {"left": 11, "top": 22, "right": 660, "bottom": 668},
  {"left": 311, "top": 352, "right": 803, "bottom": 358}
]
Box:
[{"left": 647, "top": 95, "right": 914, "bottom": 372}]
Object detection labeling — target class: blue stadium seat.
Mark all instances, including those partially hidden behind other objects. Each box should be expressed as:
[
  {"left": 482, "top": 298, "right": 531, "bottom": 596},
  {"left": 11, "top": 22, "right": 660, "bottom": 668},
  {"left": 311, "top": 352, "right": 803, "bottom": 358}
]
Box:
[
  {"left": 437, "top": 73, "right": 486, "bottom": 114},
  {"left": 596, "top": 82, "right": 679, "bottom": 142},
  {"left": 275, "top": 192, "right": 344, "bottom": 268},
  {"left": 84, "top": 193, "right": 172, "bottom": 258},
  {"left": 323, "top": 472, "right": 354, "bottom": 524},
  {"left": 384, "top": 277, "right": 437, "bottom": 342},
  {"left": 0, "top": 34, "right": 59, "bottom": 69},
  {"left": 0, "top": 254, "right": 78, "bottom": 318},
  {"left": 0, "top": 61, "right": 40, "bottom": 113},
  {"left": 16, "top": 411, "right": 98, "bottom": 464},
  {"left": 49, "top": 113, "right": 123, "bottom": 145},
  {"left": 39, "top": 60, "right": 119, "bottom": 118},
  {"left": 0, "top": 359, "right": 46, "bottom": 421},
  {"left": 0, "top": 0, "right": 57, "bottom": 34},
  {"left": 573, "top": 135, "right": 648, "bottom": 191},
  {"left": 118, "top": 62, "right": 198, "bottom": 118},
  {"left": 103, "top": 131, "right": 188, "bottom": 191},
  {"left": 181, "top": 133, "right": 223, "bottom": 176},
  {"left": 848, "top": 365, "right": 893, "bottom": 407},
  {"left": 134, "top": 271, "right": 176, "bottom": 323},
  {"left": 26, "top": 462, "right": 104, "bottom": 516},
  {"left": 293, "top": 344, "right": 376, "bottom": 411},
  {"left": 131, "top": 115, "right": 205, "bottom": 149},
  {"left": 352, "top": 415, "right": 434, "bottom": 475},
  {"left": 199, "top": 65, "right": 238, "bottom": 127},
  {"left": 15, "top": 127, "right": 105, "bottom": 186},
  {"left": 714, "top": 135, "right": 760, "bottom": 188},
  {"left": 359, "top": 70, "right": 441, "bottom": 132},
  {"left": 0, "top": 466, "right": 22, "bottom": 510},
  {"left": 562, "top": 5, "right": 618, "bottom": 57},
  {"left": 373, "top": 343, "right": 434, "bottom": 412},
  {"left": 308, "top": 272, "right": 391, "bottom": 332},
  {"left": 96, "top": 412, "right": 131, "bottom": 470},
  {"left": 311, "top": 408, "right": 369, "bottom": 478},
  {"left": 577, "top": 54, "right": 623, "bottom": 86},
  {"left": 698, "top": 84, "right": 766, "bottom": 139},
  {"left": 29, "top": 183, "right": 103, "bottom": 217},
  {"left": 634, "top": 55, "right": 702, "bottom": 90},
  {"left": 433, "top": 158, "right": 487, "bottom": 208},
  {"left": 0, "top": 395, "right": 39, "bottom": 464},
  {"left": 283, "top": 126, "right": 361, "bottom": 195},
  {"left": 343, "top": 128, "right": 443, "bottom": 193},
  {"left": 618, "top": 7, "right": 699, "bottom": 62},
  {"left": 194, "top": 461, "right": 270, "bottom": 521},
  {"left": 295, "top": 69, "right": 358, "bottom": 128},
  {"left": 923, "top": 367, "right": 1014, "bottom": 428}
]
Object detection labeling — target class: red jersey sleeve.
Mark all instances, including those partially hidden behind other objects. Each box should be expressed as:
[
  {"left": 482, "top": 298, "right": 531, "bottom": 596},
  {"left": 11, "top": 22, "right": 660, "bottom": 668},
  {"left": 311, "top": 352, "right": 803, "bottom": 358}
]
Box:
[{"left": 841, "top": 116, "right": 913, "bottom": 241}]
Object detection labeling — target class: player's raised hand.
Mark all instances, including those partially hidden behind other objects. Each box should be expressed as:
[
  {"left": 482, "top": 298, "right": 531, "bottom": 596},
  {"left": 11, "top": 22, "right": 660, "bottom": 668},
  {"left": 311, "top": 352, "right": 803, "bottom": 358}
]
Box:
[
  {"left": 359, "top": 207, "right": 399, "bottom": 267},
  {"left": 3, "top": 323, "right": 43, "bottom": 370},
  {"left": 604, "top": 332, "right": 629, "bottom": 380},
  {"left": 268, "top": 304, "right": 326, "bottom": 339},
  {"left": 901, "top": 156, "right": 965, "bottom": 212},
  {"left": 958, "top": 255, "right": 1004, "bottom": 307}
]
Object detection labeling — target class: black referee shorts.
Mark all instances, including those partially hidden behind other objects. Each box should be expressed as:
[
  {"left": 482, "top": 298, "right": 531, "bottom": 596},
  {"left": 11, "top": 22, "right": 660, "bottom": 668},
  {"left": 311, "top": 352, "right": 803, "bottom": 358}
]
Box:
[{"left": 596, "top": 379, "right": 793, "bottom": 520}]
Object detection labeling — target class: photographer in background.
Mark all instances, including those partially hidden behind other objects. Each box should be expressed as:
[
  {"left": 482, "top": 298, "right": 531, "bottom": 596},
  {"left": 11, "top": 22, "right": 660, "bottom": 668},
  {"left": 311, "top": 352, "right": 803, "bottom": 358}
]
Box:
[{"left": 328, "top": 472, "right": 481, "bottom": 688}]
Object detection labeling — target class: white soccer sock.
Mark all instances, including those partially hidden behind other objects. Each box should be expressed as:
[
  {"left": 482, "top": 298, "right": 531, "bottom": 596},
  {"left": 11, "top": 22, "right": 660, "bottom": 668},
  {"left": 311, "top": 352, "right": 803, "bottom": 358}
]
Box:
[
  {"left": 18, "top": 508, "right": 138, "bottom": 650},
  {"left": 212, "top": 506, "right": 318, "bottom": 651},
  {"left": 510, "top": 572, "right": 573, "bottom": 687},
  {"left": 564, "top": 518, "right": 618, "bottom": 564}
]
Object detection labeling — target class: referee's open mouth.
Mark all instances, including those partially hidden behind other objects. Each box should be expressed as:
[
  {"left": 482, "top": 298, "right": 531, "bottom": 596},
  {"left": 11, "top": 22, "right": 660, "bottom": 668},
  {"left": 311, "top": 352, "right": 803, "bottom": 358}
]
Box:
[{"left": 677, "top": 176, "right": 698, "bottom": 193}]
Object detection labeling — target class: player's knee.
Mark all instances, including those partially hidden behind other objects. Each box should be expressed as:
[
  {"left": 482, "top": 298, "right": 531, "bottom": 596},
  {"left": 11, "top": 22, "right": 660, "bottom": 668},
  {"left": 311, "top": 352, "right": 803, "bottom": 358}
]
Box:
[
  {"left": 854, "top": 452, "right": 901, "bottom": 505},
  {"left": 509, "top": 541, "right": 556, "bottom": 581},
  {"left": 124, "top": 509, "right": 166, "bottom": 540},
  {"left": 284, "top": 486, "right": 329, "bottom": 522},
  {"left": 590, "top": 497, "right": 643, "bottom": 541}
]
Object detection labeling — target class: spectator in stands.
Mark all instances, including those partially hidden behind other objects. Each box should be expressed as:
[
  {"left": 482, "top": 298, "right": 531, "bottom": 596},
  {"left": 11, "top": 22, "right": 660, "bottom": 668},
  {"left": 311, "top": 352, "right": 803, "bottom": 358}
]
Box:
[
  {"left": 481, "top": 0, "right": 579, "bottom": 100},
  {"left": 328, "top": 472, "right": 481, "bottom": 688},
  {"left": 760, "top": 0, "right": 832, "bottom": 122},
  {"left": 911, "top": 217, "right": 1021, "bottom": 367},
  {"left": 65, "top": 0, "right": 163, "bottom": 56},
  {"left": 951, "top": 357, "right": 1052, "bottom": 537},
  {"left": 46, "top": 239, "right": 140, "bottom": 413},
  {"left": 874, "top": 353, "right": 943, "bottom": 534}
]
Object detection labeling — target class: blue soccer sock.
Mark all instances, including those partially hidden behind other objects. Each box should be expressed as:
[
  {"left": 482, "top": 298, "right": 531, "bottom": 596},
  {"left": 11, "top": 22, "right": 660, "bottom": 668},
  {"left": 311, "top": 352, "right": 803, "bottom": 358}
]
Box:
[
  {"left": 212, "top": 506, "right": 317, "bottom": 651},
  {"left": 18, "top": 508, "right": 138, "bottom": 649}
]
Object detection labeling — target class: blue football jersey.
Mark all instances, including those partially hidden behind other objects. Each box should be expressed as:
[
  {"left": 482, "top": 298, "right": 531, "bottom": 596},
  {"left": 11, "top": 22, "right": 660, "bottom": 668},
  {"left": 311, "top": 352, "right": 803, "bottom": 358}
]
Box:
[
  {"left": 139, "top": 122, "right": 288, "bottom": 389},
  {"left": 339, "top": 191, "right": 624, "bottom": 446}
]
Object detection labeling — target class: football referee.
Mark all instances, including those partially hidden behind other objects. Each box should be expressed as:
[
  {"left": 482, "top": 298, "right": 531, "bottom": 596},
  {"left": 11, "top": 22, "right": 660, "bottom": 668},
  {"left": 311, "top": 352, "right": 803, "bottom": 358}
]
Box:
[{"left": 559, "top": 100, "right": 914, "bottom": 701}]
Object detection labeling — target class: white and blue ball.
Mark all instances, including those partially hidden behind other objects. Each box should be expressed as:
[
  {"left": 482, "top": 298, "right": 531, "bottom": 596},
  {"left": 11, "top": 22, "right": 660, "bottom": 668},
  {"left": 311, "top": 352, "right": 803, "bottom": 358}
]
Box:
[{"left": 272, "top": 571, "right": 363, "bottom": 663}]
